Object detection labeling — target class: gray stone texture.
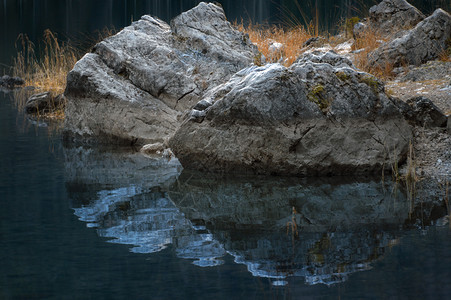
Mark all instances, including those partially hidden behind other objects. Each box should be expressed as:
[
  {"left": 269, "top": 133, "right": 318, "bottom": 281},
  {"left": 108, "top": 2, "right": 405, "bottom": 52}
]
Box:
[
  {"left": 64, "top": 2, "right": 259, "bottom": 145},
  {"left": 169, "top": 51, "right": 413, "bottom": 176},
  {"left": 369, "top": 0, "right": 425, "bottom": 36},
  {"left": 369, "top": 9, "right": 451, "bottom": 68}
]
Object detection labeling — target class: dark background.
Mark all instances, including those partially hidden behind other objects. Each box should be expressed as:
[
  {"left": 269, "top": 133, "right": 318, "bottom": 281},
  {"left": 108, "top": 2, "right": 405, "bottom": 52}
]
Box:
[{"left": 1, "top": 0, "right": 450, "bottom": 74}]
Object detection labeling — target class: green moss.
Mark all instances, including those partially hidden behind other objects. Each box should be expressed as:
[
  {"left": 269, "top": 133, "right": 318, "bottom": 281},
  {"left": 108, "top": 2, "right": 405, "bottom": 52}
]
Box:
[
  {"left": 311, "top": 84, "right": 324, "bottom": 95},
  {"left": 335, "top": 71, "right": 350, "bottom": 81},
  {"left": 308, "top": 84, "right": 330, "bottom": 112},
  {"left": 307, "top": 85, "right": 323, "bottom": 105},
  {"left": 360, "top": 75, "right": 380, "bottom": 93}
]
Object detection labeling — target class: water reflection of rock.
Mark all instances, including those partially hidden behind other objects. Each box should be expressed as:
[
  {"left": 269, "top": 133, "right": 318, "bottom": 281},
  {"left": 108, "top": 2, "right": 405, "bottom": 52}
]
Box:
[
  {"left": 65, "top": 148, "right": 427, "bottom": 285},
  {"left": 168, "top": 171, "right": 411, "bottom": 285},
  {"left": 65, "top": 147, "right": 225, "bottom": 266}
]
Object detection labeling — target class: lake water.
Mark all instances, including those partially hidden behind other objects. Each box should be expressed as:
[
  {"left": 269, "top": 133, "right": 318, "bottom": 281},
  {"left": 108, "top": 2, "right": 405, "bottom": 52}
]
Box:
[{"left": 1, "top": 1, "right": 451, "bottom": 299}]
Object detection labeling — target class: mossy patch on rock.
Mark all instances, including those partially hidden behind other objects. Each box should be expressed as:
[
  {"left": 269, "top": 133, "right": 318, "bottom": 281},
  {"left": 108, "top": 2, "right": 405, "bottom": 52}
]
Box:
[
  {"left": 360, "top": 75, "right": 381, "bottom": 92},
  {"left": 308, "top": 84, "right": 330, "bottom": 112},
  {"left": 335, "top": 71, "right": 350, "bottom": 81}
]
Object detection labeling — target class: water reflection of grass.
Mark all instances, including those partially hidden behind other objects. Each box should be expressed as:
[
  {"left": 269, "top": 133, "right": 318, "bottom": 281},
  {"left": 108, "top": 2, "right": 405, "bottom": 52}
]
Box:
[
  {"left": 387, "top": 141, "right": 419, "bottom": 218},
  {"left": 439, "top": 179, "right": 450, "bottom": 228}
]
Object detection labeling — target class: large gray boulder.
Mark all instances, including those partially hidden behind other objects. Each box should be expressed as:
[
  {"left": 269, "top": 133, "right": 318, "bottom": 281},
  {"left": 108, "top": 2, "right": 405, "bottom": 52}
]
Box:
[
  {"left": 368, "top": 0, "right": 425, "bottom": 36},
  {"left": 64, "top": 2, "right": 259, "bottom": 145},
  {"left": 169, "top": 51, "right": 413, "bottom": 176},
  {"left": 399, "top": 61, "right": 451, "bottom": 82},
  {"left": 369, "top": 9, "right": 451, "bottom": 69}
]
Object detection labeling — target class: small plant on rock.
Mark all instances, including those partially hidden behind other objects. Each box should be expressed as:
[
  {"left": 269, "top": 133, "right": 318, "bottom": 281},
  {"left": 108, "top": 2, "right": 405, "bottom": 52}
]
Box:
[
  {"left": 335, "top": 71, "right": 350, "bottom": 81},
  {"left": 360, "top": 75, "right": 381, "bottom": 92},
  {"left": 308, "top": 84, "right": 331, "bottom": 113},
  {"left": 345, "top": 16, "right": 360, "bottom": 38}
]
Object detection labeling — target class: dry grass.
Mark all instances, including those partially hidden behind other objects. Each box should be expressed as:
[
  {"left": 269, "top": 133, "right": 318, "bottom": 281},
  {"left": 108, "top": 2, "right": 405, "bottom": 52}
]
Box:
[
  {"left": 438, "top": 49, "right": 451, "bottom": 62},
  {"left": 236, "top": 22, "right": 313, "bottom": 66},
  {"left": 12, "top": 30, "right": 79, "bottom": 119},
  {"left": 405, "top": 141, "right": 417, "bottom": 216},
  {"left": 438, "top": 179, "right": 450, "bottom": 228},
  {"left": 13, "top": 30, "right": 79, "bottom": 95},
  {"left": 351, "top": 27, "right": 395, "bottom": 80},
  {"left": 11, "top": 28, "right": 115, "bottom": 120}
]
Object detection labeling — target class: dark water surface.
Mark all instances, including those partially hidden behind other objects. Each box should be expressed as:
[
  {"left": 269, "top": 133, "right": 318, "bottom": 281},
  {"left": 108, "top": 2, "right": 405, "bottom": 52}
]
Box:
[
  {"left": 1, "top": 1, "right": 451, "bottom": 299},
  {"left": 1, "top": 92, "right": 451, "bottom": 299}
]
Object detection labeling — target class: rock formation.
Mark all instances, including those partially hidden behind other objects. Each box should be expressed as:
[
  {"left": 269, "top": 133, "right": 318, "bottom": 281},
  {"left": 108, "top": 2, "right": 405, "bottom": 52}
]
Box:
[
  {"left": 63, "top": 2, "right": 449, "bottom": 177},
  {"left": 368, "top": 0, "right": 425, "bottom": 36},
  {"left": 63, "top": 2, "right": 259, "bottom": 145},
  {"left": 169, "top": 51, "right": 413, "bottom": 176},
  {"left": 402, "top": 96, "right": 448, "bottom": 128},
  {"left": 369, "top": 8, "right": 451, "bottom": 68},
  {"left": 0, "top": 75, "right": 24, "bottom": 89}
]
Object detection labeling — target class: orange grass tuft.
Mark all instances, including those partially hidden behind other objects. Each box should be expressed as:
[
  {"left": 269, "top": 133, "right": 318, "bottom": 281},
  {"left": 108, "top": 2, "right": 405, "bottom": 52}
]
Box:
[
  {"left": 351, "top": 27, "right": 395, "bottom": 80},
  {"left": 13, "top": 29, "right": 79, "bottom": 95},
  {"left": 438, "top": 48, "right": 451, "bottom": 62},
  {"left": 236, "top": 22, "right": 313, "bottom": 66}
]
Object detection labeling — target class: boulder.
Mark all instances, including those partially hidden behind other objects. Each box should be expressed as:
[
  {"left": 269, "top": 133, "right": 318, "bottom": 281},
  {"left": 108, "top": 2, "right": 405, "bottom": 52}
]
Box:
[
  {"left": 295, "top": 50, "right": 355, "bottom": 68},
  {"left": 0, "top": 75, "right": 25, "bottom": 89},
  {"left": 368, "top": 0, "right": 425, "bottom": 36},
  {"left": 302, "top": 36, "right": 326, "bottom": 48},
  {"left": 169, "top": 51, "right": 413, "bottom": 176},
  {"left": 64, "top": 2, "right": 260, "bottom": 145},
  {"left": 369, "top": 9, "right": 451, "bottom": 69},
  {"left": 139, "top": 142, "right": 166, "bottom": 155},
  {"left": 25, "top": 92, "right": 66, "bottom": 114},
  {"left": 267, "top": 41, "right": 284, "bottom": 62},
  {"left": 402, "top": 96, "right": 448, "bottom": 128}
]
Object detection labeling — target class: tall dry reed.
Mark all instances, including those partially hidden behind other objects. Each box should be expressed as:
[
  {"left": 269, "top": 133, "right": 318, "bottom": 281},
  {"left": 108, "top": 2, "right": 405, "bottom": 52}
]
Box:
[{"left": 13, "top": 29, "right": 79, "bottom": 95}]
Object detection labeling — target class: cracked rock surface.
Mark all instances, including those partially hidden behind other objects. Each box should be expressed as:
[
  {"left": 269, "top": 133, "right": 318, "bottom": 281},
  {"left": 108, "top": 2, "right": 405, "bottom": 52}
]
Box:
[{"left": 63, "top": 2, "right": 259, "bottom": 145}]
